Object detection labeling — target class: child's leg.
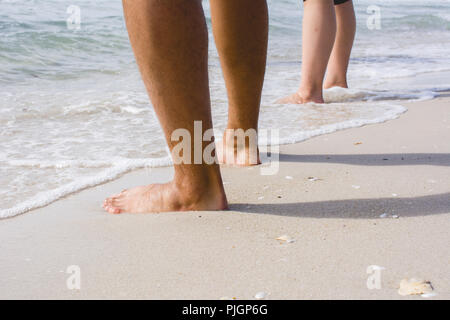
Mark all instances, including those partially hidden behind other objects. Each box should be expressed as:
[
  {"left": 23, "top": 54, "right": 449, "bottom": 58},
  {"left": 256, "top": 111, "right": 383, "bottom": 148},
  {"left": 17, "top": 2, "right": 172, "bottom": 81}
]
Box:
[
  {"left": 324, "top": 0, "right": 356, "bottom": 89},
  {"left": 278, "top": 0, "right": 336, "bottom": 104}
]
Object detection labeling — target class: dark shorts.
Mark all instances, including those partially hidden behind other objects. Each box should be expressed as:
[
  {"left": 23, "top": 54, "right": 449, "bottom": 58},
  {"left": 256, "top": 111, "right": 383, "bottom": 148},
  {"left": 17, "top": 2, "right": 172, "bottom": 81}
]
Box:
[{"left": 304, "top": 0, "right": 350, "bottom": 5}]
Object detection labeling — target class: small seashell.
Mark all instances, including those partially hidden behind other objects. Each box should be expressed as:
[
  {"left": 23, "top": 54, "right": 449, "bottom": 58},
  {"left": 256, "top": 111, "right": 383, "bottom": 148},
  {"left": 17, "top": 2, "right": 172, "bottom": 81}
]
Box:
[
  {"left": 421, "top": 292, "right": 438, "bottom": 298},
  {"left": 352, "top": 185, "right": 361, "bottom": 189},
  {"left": 398, "top": 278, "right": 433, "bottom": 296},
  {"left": 254, "top": 292, "right": 268, "bottom": 300},
  {"left": 392, "top": 193, "right": 398, "bottom": 197},
  {"left": 285, "top": 176, "right": 293, "bottom": 180},
  {"left": 276, "top": 235, "right": 295, "bottom": 243},
  {"left": 308, "top": 177, "right": 319, "bottom": 181},
  {"left": 379, "top": 213, "right": 388, "bottom": 218},
  {"left": 368, "top": 265, "right": 385, "bottom": 271}
]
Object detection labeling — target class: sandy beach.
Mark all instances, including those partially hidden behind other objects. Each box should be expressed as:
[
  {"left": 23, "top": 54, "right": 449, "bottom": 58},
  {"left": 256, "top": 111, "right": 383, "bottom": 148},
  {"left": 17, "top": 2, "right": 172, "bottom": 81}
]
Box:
[{"left": 0, "top": 96, "right": 449, "bottom": 300}]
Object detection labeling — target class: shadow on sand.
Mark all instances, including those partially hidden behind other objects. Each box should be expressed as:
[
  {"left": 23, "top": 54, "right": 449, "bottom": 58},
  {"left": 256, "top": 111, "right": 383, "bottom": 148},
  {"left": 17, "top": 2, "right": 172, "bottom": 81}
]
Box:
[
  {"left": 231, "top": 193, "right": 450, "bottom": 219},
  {"left": 232, "top": 152, "right": 450, "bottom": 218},
  {"left": 277, "top": 153, "right": 450, "bottom": 167}
]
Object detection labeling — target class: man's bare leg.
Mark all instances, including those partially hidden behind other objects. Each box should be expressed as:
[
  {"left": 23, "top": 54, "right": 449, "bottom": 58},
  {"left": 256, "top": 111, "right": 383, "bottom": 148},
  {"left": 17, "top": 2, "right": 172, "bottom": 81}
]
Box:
[
  {"left": 210, "top": 0, "right": 268, "bottom": 166},
  {"left": 103, "top": 0, "right": 227, "bottom": 214},
  {"left": 278, "top": 0, "right": 336, "bottom": 104},
  {"left": 324, "top": 0, "right": 356, "bottom": 89}
]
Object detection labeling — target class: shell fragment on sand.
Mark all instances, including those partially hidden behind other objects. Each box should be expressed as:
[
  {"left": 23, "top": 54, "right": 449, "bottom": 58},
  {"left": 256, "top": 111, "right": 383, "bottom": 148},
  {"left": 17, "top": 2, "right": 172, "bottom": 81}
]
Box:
[
  {"left": 254, "top": 292, "right": 268, "bottom": 300},
  {"left": 398, "top": 278, "right": 433, "bottom": 296},
  {"left": 276, "top": 235, "right": 295, "bottom": 243},
  {"left": 379, "top": 213, "right": 399, "bottom": 219},
  {"left": 285, "top": 176, "right": 293, "bottom": 180},
  {"left": 307, "top": 177, "right": 320, "bottom": 181},
  {"left": 421, "top": 292, "right": 438, "bottom": 298}
]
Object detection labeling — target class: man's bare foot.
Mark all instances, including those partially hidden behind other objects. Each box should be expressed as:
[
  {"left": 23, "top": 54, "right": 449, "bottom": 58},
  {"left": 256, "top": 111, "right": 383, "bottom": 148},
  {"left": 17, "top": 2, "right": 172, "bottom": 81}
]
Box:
[
  {"left": 276, "top": 92, "right": 324, "bottom": 104},
  {"left": 216, "top": 128, "right": 261, "bottom": 166},
  {"left": 103, "top": 180, "right": 228, "bottom": 214}
]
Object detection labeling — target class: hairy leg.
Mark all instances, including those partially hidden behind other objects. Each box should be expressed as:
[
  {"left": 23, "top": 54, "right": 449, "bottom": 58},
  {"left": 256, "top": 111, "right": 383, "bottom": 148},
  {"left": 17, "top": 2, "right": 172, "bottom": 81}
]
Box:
[
  {"left": 324, "top": 0, "right": 356, "bottom": 89},
  {"left": 210, "top": 0, "right": 268, "bottom": 165},
  {"left": 104, "top": 0, "right": 227, "bottom": 214},
  {"left": 278, "top": 0, "right": 336, "bottom": 104}
]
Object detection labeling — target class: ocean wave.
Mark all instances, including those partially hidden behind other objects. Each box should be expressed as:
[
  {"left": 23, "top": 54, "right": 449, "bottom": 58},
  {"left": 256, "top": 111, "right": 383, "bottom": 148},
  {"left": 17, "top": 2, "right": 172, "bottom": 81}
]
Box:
[
  {"left": 0, "top": 156, "right": 172, "bottom": 219},
  {"left": 0, "top": 99, "right": 408, "bottom": 219}
]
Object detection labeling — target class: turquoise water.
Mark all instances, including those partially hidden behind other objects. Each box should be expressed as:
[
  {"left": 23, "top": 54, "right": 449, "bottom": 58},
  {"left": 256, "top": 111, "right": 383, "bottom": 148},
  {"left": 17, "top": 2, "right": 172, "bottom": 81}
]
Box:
[{"left": 1, "top": 0, "right": 449, "bottom": 218}]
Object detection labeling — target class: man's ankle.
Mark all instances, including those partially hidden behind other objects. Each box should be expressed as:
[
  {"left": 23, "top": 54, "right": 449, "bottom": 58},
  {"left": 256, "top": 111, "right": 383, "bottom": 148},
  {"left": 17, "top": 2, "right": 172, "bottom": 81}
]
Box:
[{"left": 175, "top": 164, "right": 222, "bottom": 188}]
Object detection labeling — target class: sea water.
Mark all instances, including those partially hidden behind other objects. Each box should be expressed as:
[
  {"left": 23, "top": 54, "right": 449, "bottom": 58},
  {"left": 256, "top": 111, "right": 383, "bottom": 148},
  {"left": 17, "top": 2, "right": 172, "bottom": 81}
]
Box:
[{"left": 1, "top": 0, "right": 450, "bottom": 218}]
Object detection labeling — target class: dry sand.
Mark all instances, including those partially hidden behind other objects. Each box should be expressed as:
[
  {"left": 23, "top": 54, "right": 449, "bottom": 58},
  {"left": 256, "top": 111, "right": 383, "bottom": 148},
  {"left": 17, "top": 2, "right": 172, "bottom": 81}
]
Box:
[{"left": 0, "top": 97, "right": 449, "bottom": 299}]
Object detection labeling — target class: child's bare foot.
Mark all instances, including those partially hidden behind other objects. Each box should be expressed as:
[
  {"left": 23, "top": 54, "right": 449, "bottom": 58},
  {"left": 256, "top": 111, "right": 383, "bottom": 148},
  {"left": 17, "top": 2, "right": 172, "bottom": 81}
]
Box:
[
  {"left": 216, "top": 128, "right": 261, "bottom": 166},
  {"left": 276, "top": 92, "right": 324, "bottom": 104},
  {"left": 103, "top": 180, "right": 228, "bottom": 214}
]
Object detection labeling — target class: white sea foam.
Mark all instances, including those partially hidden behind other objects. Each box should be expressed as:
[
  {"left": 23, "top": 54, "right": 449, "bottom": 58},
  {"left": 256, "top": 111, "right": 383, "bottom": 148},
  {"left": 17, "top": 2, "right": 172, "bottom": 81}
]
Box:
[
  {"left": 264, "top": 103, "right": 407, "bottom": 146},
  {"left": 0, "top": 95, "right": 407, "bottom": 219},
  {"left": 0, "top": 157, "right": 171, "bottom": 219}
]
